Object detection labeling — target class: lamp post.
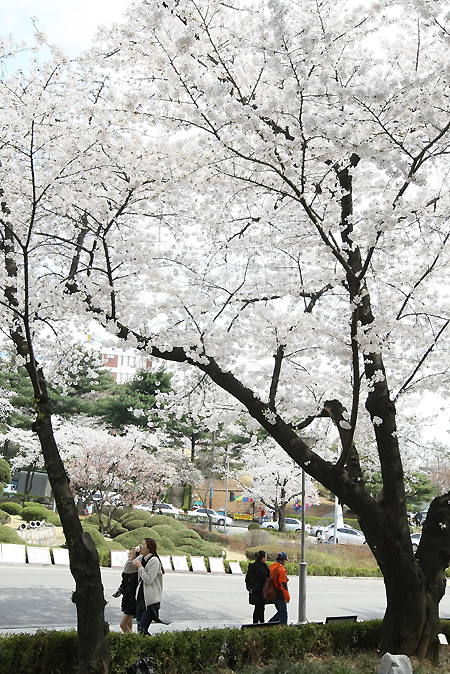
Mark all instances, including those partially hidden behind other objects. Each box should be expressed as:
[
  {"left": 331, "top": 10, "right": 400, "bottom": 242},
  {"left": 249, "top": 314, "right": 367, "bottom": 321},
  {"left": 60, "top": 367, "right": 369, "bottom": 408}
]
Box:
[
  {"left": 298, "top": 466, "right": 307, "bottom": 623},
  {"left": 298, "top": 436, "right": 315, "bottom": 625},
  {"left": 223, "top": 448, "right": 230, "bottom": 534}
]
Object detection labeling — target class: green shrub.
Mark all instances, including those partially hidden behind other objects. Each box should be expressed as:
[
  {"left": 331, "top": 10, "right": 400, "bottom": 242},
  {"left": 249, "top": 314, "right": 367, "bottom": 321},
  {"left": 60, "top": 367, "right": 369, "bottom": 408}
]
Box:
[
  {"left": 248, "top": 522, "right": 260, "bottom": 530},
  {"left": 157, "top": 537, "right": 178, "bottom": 554},
  {"left": 19, "top": 504, "right": 61, "bottom": 526},
  {"left": 109, "top": 522, "right": 127, "bottom": 538},
  {"left": 0, "top": 621, "right": 383, "bottom": 674},
  {"left": 98, "top": 549, "right": 112, "bottom": 567},
  {"left": 187, "top": 525, "right": 232, "bottom": 546},
  {"left": 120, "top": 510, "right": 154, "bottom": 523},
  {"left": 113, "top": 527, "right": 163, "bottom": 550},
  {"left": 0, "top": 525, "right": 26, "bottom": 544},
  {"left": 144, "top": 524, "right": 175, "bottom": 539},
  {"left": 20, "top": 505, "right": 49, "bottom": 522},
  {"left": 127, "top": 518, "right": 150, "bottom": 531},
  {"left": 112, "top": 506, "right": 133, "bottom": 520},
  {"left": 85, "top": 513, "right": 103, "bottom": 525},
  {"left": 0, "top": 502, "right": 22, "bottom": 516},
  {"left": 147, "top": 515, "right": 184, "bottom": 528},
  {"left": 43, "top": 511, "right": 61, "bottom": 526},
  {"left": 0, "top": 510, "right": 11, "bottom": 525},
  {"left": 80, "top": 523, "right": 110, "bottom": 549}
]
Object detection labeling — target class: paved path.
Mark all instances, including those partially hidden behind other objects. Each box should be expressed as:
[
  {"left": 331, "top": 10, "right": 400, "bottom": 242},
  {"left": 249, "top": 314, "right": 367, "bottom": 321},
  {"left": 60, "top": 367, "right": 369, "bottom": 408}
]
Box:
[{"left": 2, "top": 565, "right": 450, "bottom": 635}]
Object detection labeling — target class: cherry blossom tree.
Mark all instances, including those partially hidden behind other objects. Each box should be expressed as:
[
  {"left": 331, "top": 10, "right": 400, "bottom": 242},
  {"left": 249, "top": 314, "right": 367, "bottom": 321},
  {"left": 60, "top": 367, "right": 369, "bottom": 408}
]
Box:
[
  {"left": 5, "top": 426, "right": 45, "bottom": 501},
  {"left": 0, "top": 49, "right": 114, "bottom": 673},
  {"left": 236, "top": 437, "right": 319, "bottom": 531},
  {"left": 54, "top": 424, "right": 200, "bottom": 529},
  {"left": 80, "top": 1, "right": 450, "bottom": 660},
  {"left": 3, "top": 0, "right": 450, "bottom": 663}
]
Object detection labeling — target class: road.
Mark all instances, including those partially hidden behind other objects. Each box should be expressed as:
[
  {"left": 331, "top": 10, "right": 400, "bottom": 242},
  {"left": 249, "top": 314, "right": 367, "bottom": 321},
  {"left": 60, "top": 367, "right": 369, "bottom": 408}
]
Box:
[{"left": 3, "top": 564, "right": 450, "bottom": 634}]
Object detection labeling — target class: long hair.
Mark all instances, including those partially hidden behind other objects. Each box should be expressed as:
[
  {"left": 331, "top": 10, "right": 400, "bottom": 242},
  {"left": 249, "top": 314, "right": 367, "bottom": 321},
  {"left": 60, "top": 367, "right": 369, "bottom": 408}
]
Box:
[{"left": 144, "top": 537, "right": 165, "bottom": 574}]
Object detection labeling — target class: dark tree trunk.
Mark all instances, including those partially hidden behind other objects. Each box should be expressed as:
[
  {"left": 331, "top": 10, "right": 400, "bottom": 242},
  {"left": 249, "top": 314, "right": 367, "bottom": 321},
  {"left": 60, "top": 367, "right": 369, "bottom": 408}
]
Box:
[
  {"left": 277, "top": 488, "right": 287, "bottom": 532},
  {"left": 28, "top": 365, "right": 111, "bottom": 674}
]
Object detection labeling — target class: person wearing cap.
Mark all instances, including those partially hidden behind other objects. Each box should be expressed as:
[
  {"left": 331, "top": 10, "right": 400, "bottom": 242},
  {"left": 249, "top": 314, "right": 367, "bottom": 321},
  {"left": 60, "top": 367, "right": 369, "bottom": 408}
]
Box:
[{"left": 268, "top": 551, "right": 290, "bottom": 625}]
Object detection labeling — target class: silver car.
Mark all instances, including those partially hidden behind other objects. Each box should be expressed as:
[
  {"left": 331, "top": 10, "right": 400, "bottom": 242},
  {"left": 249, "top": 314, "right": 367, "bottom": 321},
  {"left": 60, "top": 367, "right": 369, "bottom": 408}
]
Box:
[
  {"left": 186, "top": 507, "right": 233, "bottom": 526},
  {"left": 318, "top": 525, "right": 366, "bottom": 545},
  {"left": 260, "top": 517, "right": 311, "bottom": 533}
]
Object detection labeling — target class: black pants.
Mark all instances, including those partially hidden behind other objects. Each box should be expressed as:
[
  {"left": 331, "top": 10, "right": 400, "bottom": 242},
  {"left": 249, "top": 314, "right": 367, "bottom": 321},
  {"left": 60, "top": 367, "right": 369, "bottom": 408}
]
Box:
[
  {"left": 252, "top": 603, "right": 265, "bottom": 623},
  {"left": 137, "top": 602, "right": 161, "bottom": 635}
]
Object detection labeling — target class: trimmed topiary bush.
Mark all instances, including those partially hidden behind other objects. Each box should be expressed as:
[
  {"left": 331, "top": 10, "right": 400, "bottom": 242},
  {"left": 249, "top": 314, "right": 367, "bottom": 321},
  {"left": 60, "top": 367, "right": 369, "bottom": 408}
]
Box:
[
  {"left": 157, "top": 537, "right": 178, "bottom": 554},
  {"left": 113, "top": 527, "right": 163, "bottom": 550},
  {"left": 126, "top": 518, "right": 150, "bottom": 531},
  {"left": 109, "top": 522, "right": 127, "bottom": 538},
  {"left": 0, "top": 511, "right": 11, "bottom": 525},
  {"left": 20, "top": 505, "right": 50, "bottom": 522},
  {"left": 80, "top": 523, "right": 110, "bottom": 549},
  {"left": 120, "top": 511, "right": 154, "bottom": 527},
  {"left": 0, "top": 524, "right": 26, "bottom": 544},
  {"left": 0, "top": 502, "right": 22, "bottom": 516}
]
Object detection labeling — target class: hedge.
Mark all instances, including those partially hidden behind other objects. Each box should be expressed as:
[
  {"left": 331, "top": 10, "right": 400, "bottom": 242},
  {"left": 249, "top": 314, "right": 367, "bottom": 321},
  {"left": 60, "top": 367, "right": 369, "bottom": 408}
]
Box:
[{"left": 0, "top": 620, "right": 384, "bottom": 674}]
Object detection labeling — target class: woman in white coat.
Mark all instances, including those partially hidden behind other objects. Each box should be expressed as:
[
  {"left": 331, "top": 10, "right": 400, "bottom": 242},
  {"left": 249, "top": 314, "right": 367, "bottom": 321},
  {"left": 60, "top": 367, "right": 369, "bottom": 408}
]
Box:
[{"left": 123, "top": 537, "right": 165, "bottom": 635}]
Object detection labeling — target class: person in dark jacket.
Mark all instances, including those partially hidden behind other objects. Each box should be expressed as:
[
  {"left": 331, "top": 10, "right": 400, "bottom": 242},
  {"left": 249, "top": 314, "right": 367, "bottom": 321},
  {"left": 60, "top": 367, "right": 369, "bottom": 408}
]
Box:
[
  {"left": 245, "top": 550, "right": 270, "bottom": 623},
  {"left": 114, "top": 569, "right": 139, "bottom": 633}
]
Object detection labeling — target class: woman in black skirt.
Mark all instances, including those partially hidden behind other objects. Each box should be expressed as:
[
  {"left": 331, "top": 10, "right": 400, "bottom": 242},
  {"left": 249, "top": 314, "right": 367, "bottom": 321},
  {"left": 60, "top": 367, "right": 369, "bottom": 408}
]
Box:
[{"left": 117, "top": 567, "right": 139, "bottom": 632}]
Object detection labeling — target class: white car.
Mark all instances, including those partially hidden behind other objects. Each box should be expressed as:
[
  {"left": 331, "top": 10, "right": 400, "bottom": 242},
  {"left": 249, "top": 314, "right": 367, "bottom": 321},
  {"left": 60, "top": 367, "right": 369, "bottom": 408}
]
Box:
[
  {"left": 153, "top": 503, "right": 184, "bottom": 515},
  {"left": 260, "top": 517, "right": 311, "bottom": 533},
  {"left": 318, "top": 524, "right": 366, "bottom": 545},
  {"left": 133, "top": 503, "right": 183, "bottom": 514},
  {"left": 411, "top": 533, "right": 421, "bottom": 552},
  {"left": 186, "top": 507, "right": 233, "bottom": 526}
]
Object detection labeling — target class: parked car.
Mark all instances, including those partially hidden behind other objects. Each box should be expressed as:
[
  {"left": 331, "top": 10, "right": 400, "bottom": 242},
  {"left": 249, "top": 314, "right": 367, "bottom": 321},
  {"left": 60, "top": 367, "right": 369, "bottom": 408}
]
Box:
[
  {"left": 411, "top": 533, "right": 421, "bottom": 552},
  {"left": 313, "top": 521, "right": 354, "bottom": 538},
  {"left": 153, "top": 503, "right": 184, "bottom": 515},
  {"left": 186, "top": 507, "right": 233, "bottom": 526},
  {"left": 260, "top": 517, "right": 311, "bottom": 533},
  {"left": 133, "top": 503, "right": 183, "bottom": 514},
  {"left": 318, "top": 524, "right": 366, "bottom": 545}
]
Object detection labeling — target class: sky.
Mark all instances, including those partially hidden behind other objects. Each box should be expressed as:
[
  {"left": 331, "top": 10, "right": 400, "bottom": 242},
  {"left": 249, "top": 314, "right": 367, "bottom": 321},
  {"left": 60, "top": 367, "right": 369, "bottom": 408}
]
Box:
[{"left": 0, "top": 0, "right": 130, "bottom": 66}]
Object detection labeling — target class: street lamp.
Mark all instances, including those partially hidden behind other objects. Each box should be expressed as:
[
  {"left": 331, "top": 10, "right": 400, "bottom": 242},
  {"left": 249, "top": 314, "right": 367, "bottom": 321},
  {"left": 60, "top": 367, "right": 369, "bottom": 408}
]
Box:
[
  {"left": 223, "top": 448, "right": 230, "bottom": 534},
  {"left": 298, "top": 467, "right": 307, "bottom": 624},
  {"left": 298, "top": 436, "right": 315, "bottom": 625}
]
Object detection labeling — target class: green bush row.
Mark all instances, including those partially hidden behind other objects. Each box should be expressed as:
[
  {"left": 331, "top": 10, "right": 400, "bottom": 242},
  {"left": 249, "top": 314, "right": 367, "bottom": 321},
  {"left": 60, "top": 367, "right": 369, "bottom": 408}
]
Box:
[{"left": 0, "top": 621, "right": 384, "bottom": 674}]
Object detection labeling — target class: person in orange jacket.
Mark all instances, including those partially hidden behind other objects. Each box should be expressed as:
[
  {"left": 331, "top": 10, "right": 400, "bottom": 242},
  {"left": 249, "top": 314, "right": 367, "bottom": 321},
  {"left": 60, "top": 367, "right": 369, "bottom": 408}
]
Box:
[{"left": 268, "top": 551, "right": 290, "bottom": 624}]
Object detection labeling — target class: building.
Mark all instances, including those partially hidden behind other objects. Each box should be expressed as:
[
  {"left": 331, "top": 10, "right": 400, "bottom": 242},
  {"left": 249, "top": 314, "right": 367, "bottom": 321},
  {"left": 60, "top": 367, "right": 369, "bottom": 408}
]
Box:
[
  {"left": 101, "top": 347, "right": 152, "bottom": 383},
  {"left": 11, "top": 471, "right": 52, "bottom": 498},
  {"left": 87, "top": 334, "right": 152, "bottom": 383}
]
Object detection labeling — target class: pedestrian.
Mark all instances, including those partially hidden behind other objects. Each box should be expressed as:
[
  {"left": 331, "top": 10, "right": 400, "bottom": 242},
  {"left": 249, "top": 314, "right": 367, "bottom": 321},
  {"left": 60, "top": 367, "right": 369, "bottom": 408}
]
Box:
[
  {"left": 113, "top": 567, "right": 139, "bottom": 633},
  {"left": 123, "top": 538, "right": 167, "bottom": 635},
  {"left": 245, "top": 550, "right": 270, "bottom": 623},
  {"left": 268, "top": 551, "right": 290, "bottom": 625}
]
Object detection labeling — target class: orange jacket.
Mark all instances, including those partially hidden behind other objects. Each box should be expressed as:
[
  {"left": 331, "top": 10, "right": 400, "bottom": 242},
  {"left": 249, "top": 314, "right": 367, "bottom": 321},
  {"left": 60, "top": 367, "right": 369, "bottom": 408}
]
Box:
[{"left": 270, "top": 561, "right": 290, "bottom": 602}]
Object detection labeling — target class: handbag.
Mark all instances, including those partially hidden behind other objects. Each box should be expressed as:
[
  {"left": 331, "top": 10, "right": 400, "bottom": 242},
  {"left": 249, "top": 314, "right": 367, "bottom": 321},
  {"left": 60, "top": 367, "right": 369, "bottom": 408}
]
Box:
[{"left": 262, "top": 569, "right": 279, "bottom": 603}]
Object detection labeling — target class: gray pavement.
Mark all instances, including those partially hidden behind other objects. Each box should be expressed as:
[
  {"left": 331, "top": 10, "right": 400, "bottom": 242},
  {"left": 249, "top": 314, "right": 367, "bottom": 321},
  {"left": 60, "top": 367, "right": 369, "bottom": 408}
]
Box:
[{"left": 3, "top": 564, "right": 450, "bottom": 635}]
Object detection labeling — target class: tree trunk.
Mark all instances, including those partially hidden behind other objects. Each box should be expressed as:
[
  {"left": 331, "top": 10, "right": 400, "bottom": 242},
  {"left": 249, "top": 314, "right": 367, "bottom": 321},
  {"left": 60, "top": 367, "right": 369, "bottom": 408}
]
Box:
[
  {"left": 277, "top": 491, "right": 287, "bottom": 532},
  {"left": 360, "top": 491, "right": 450, "bottom": 663},
  {"left": 29, "top": 367, "right": 111, "bottom": 674}
]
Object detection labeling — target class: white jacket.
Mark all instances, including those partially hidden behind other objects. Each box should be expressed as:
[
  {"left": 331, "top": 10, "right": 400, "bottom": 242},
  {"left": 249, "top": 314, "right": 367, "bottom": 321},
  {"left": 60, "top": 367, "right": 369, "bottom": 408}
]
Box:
[{"left": 123, "top": 554, "right": 163, "bottom": 607}]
